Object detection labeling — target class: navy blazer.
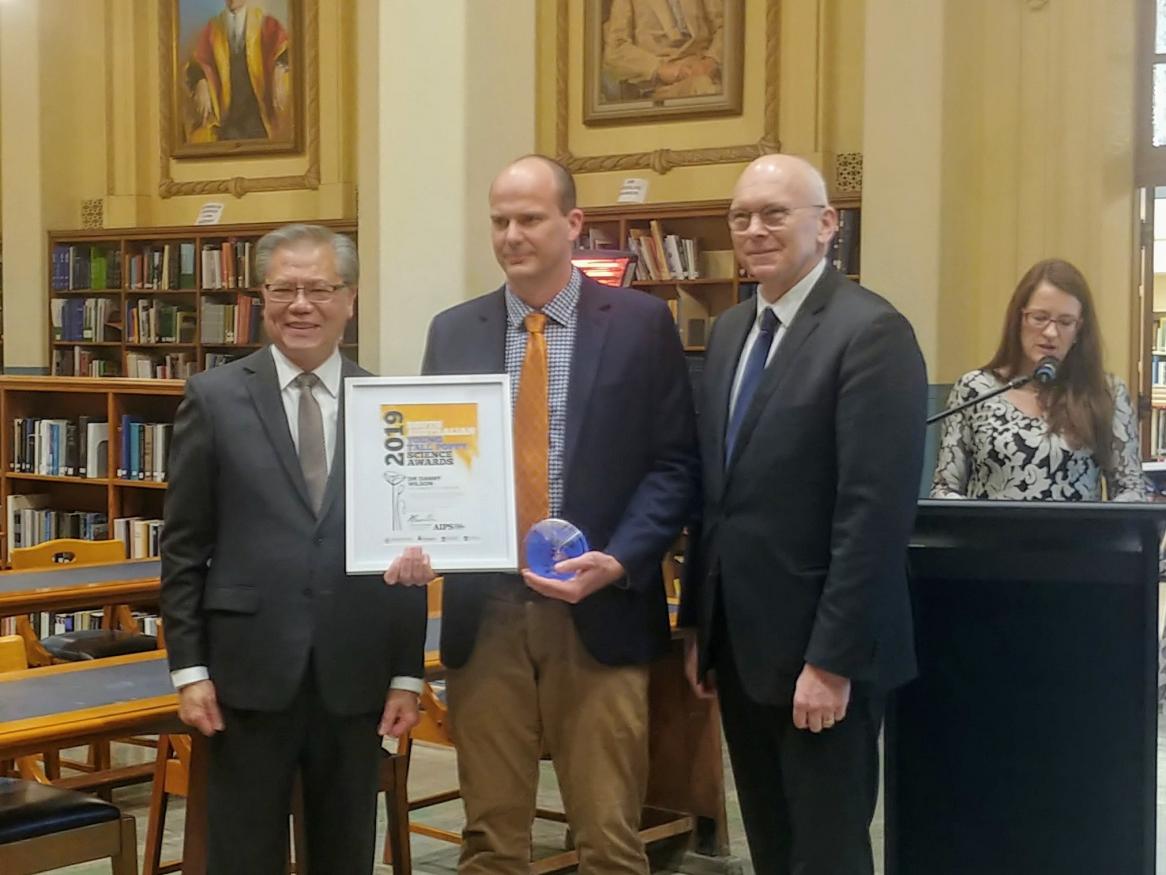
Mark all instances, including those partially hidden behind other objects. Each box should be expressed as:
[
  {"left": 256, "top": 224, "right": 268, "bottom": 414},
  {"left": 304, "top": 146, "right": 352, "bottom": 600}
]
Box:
[{"left": 422, "top": 275, "right": 699, "bottom": 668}]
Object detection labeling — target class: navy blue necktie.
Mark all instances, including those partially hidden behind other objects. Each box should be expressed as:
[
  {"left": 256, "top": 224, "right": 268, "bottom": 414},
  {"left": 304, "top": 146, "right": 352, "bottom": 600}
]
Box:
[{"left": 725, "top": 308, "right": 780, "bottom": 464}]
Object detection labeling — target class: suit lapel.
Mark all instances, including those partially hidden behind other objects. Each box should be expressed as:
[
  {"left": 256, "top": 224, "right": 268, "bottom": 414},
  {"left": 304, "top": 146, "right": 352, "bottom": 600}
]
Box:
[
  {"left": 244, "top": 348, "right": 316, "bottom": 514},
  {"left": 724, "top": 270, "right": 838, "bottom": 475},
  {"left": 479, "top": 289, "right": 507, "bottom": 373},
  {"left": 317, "top": 357, "right": 363, "bottom": 524},
  {"left": 563, "top": 281, "right": 612, "bottom": 478},
  {"left": 707, "top": 301, "right": 754, "bottom": 493}
]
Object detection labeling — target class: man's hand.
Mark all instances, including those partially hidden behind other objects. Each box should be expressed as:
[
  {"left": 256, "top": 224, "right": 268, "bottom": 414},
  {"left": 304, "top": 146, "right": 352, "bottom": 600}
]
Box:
[
  {"left": 522, "top": 551, "right": 625, "bottom": 604},
  {"left": 192, "top": 78, "right": 213, "bottom": 124},
  {"left": 681, "top": 56, "right": 719, "bottom": 79},
  {"left": 657, "top": 60, "right": 687, "bottom": 84},
  {"left": 378, "top": 689, "right": 420, "bottom": 738},
  {"left": 682, "top": 629, "right": 716, "bottom": 699},
  {"left": 792, "top": 663, "right": 850, "bottom": 733},
  {"left": 177, "top": 679, "right": 224, "bottom": 737},
  {"left": 383, "top": 546, "right": 435, "bottom": 586}
]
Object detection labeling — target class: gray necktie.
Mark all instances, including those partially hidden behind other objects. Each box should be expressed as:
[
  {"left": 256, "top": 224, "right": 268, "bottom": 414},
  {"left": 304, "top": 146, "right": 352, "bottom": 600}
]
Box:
[{"left": 294, "top": 373, "right": 327, "bottom": 512}]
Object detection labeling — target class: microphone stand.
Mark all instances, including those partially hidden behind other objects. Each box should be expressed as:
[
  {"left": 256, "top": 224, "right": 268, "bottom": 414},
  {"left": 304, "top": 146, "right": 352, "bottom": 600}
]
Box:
[{"left": 926, "top": 374, "right": 1032, "bottom": 426}]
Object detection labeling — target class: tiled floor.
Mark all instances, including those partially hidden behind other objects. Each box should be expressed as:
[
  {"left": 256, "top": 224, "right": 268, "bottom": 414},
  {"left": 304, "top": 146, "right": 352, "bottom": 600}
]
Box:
[{"left": 40, "top": 723, "right": 1166, "bottom": 874}]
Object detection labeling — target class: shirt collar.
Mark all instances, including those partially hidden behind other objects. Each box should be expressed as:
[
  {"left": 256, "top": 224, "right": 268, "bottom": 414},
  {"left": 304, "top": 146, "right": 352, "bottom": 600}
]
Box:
[
  {"left": 505, "top": 267, "right": 583, "bottom": 329},
  {"left": 270, "top": 344, "right": 342, "bottom": 398},
  {"left": 756, "top": 257, "right": 826, "bottom": 328}
]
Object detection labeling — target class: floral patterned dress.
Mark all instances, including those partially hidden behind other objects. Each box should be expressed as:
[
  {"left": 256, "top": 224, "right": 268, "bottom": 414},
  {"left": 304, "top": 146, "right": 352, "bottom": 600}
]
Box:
[{"left": 929, "top": 369, "right": 1147, "bottom": 502}]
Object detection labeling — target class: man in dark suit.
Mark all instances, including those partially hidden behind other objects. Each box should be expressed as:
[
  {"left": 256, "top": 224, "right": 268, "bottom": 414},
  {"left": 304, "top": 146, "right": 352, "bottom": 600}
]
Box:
[
  {"left": 160, "top": 223, "right": 430, "bottom": 875},
  {"left": 417, "top": 155, "right": 697, "bottom": 873},
  {"left": 680, "top": 155, "right": 927, "bottom": 873}
]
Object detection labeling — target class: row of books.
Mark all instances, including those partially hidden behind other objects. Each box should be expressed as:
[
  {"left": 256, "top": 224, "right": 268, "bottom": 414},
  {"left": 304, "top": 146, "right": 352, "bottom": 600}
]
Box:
[
  {"left": 125, "top": 300, "right": 197, "bottom": 344},
  {"left": 118, "top": 417, "right": 172, "bottom": 482},
  {"left": 6, "top": 495, "right": 109, "bottom": 553},
  {"left": 127, "top": 351, "right": 196, "bottom": 380},
  {"left": 203, "top": 240, "right": 257, "bottom": 289},
  {"left": 202, "top": 297, "right": 264, "bottom": 344},
  {"left": 51, "top": 297, "right": 121, "bottom": 342},
  {"left": 628, "top": 222, "right": 703, "bottom": 281},
  {"left": 0, "top": 611, "right": 160, "bottom": 639},
  {"left": 1149, "top": 409, "right": 1166, "bottom": 459},
  {"left": 11, "top": 417, "right": 109, "bottom": 478},
  {"left": 113, "top": 515, "right": 164, "bottom": 559},
  {"left": 51, "top": 246, "right": 124, "bottom": 291},
  {"left": 52, "top": 348, "right": 120, "bottom": 377}
]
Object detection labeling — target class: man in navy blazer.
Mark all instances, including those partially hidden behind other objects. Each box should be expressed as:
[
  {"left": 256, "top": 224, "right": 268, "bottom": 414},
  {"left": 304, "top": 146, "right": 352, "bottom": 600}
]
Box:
[
  {"left": 680, "top": 155, "right": 927, "bottom": 874},
  {"left": 417, "top": 155, "right": 698, "bottom": 873}
]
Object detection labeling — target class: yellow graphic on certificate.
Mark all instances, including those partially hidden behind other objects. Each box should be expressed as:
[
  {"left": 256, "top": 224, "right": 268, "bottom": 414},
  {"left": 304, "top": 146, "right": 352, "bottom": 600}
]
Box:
[{"left": 379, "top": 403, "right": 481, "bottom": 540}]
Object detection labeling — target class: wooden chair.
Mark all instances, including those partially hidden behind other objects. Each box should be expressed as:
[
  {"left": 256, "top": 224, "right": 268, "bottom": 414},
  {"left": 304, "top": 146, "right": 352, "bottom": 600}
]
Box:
[
  {"left": 0, "top": 777, "right": 137, "bottom": 875},
  {"left": 141, "top": 734, "right": 190, "bottom": 875}
]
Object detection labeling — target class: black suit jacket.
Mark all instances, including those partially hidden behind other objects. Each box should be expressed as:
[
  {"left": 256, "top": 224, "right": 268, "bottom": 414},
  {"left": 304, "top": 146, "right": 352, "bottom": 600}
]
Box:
[
  {"left": 422, "top": 275, "right": 699, "bottom": 669},
  {"left": 160, "top": 348, "right": 427, "bottom": 714},
  {"left": 680, "top": 267, "right": 927, "bottom": 704}
]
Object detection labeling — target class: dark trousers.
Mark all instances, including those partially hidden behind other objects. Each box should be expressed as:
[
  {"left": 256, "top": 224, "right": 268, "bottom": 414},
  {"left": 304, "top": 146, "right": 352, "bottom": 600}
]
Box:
[
  {"left": 716, "top": 644, "right": 884, "bottom": 875},
  {"left": 205, "top": 660, "right": 382, "bottom": 875}
]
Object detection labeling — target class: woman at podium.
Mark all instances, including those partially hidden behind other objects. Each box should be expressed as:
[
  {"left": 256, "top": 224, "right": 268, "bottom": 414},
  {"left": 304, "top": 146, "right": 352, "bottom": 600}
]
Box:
[{"left": 930, "top": 258, "right": 1146, "bottom": 501}]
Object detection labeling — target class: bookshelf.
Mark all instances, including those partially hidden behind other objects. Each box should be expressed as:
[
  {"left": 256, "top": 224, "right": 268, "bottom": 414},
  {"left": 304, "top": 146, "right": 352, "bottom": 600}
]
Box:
[
  {"left": 577, "top": 197, "right": 862, "bottom": 354},
  {"left": 0, "top": 376, "right": 184, "bottom": 565},
  {"left": 48, "top": 220, "right": 358, "bottom": 378}
]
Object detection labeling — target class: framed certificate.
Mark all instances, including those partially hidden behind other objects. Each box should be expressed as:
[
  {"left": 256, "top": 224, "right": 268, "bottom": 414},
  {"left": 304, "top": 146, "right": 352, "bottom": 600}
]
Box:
[{"left": 343, "top": 375, "right": 518, "bottom": 574}]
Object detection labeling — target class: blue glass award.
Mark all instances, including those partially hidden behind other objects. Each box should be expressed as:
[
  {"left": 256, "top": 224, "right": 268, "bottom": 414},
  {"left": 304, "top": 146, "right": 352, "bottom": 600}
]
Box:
[{"left": 524, "top": 518, "right": 589, "bottom": 580}]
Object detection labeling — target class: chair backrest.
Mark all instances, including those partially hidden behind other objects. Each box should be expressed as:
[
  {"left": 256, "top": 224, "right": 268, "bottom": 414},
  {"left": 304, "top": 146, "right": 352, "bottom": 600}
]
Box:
[
  {"left": 10, "top": 538, "right": 126, "bottom": 570},
  {"left": 0, "top": 634, "right": 29, "bottom": 673}
]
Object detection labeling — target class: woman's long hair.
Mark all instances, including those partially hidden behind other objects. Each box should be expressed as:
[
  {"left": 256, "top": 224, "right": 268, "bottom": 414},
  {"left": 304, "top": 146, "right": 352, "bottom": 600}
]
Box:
[{"left": 983, "top": 258, "right": 1114, "bottom": 469}]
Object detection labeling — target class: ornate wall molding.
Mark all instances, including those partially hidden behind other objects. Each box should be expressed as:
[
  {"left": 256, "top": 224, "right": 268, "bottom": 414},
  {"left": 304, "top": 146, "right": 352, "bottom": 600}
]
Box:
[
  {"left": 555, "top": 0, "right": 781, "bottom": 174},
  {"left": 81, "top": 198, "right": 106, "bottom": 229},
  {"left": 157, "top": 0, "right": 321, "bottom": 198},
  {"left": 834, "top": 152, "right": 862, "bottom": 194}
]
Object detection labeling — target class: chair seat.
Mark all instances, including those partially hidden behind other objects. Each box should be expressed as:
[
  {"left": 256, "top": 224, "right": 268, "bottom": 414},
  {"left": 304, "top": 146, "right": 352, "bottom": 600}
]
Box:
[
  {"left": 0, "top": 777, "right": 120, "bottom": 844},
  {"left": 41, "top": 629, "right": 157, "bottom": 662}
]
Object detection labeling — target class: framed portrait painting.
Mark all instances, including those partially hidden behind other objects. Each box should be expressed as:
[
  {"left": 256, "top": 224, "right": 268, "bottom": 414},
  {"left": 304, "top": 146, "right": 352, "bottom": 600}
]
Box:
[
  {"left": 583, "top": 0, "right": 745, "bottom": 125},
  {"left": 162, "top": 0, "right": 304, "bottom": 158}
]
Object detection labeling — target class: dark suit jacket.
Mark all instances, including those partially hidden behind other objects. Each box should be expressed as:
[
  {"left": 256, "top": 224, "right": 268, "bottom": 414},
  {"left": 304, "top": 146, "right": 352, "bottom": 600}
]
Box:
[
  {"left": 160, "top": 348, "right": 427, "bottom": 714},
  {"left": 422, "top": 275, "right": 699, "bottom": 669},
  {"left": 680, "top": 266, "right": 927, "bottom": 705}
]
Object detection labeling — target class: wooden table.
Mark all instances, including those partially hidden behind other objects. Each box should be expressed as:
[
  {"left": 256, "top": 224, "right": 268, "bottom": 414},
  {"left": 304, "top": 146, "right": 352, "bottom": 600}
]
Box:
[{"left": 0, "top": 558, "right": 161, "bottom": 616}]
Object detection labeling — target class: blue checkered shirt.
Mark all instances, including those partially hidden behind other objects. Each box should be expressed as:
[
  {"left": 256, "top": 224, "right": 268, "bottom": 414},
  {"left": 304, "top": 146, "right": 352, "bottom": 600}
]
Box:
[{"left": 504, "top": 268, "right": 582, "bottom": 517}]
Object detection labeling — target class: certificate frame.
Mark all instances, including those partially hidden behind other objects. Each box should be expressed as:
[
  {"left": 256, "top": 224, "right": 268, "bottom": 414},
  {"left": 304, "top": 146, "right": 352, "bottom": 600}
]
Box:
[{"left": 343, "top": 375, "right": 517, "bottom": 574}]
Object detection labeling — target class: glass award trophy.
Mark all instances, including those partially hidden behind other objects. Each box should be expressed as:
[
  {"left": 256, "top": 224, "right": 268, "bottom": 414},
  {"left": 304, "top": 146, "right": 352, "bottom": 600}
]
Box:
[{"left": 524, "top": 518, "right": 589, "bottom": 580}]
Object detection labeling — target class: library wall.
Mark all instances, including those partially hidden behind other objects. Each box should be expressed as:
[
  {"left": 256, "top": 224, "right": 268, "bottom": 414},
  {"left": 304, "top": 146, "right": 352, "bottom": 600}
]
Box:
[
  {"left": 863, "top": 0, "right": 1137, "bottom": 384},
  {"left": 535, "top": 0, "right": 867, "bottom": 207}
]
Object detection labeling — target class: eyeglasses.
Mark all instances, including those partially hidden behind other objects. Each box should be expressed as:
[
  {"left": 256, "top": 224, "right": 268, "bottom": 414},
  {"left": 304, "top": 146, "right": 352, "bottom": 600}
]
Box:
[
  {"left": 263, "top": 282, "right": 347, "bottom": 304},
  {"left": 727, "top": 204, "right": 827, "bottom": 233},
  {"left": 1022, "top": 309, "right": 1081, "bottom": 333}
]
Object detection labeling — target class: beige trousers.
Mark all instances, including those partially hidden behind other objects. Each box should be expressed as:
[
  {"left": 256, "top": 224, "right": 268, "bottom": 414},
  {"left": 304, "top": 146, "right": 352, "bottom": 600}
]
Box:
[{"left": 447, "top": 593, "right": 651, "bottom": 875}]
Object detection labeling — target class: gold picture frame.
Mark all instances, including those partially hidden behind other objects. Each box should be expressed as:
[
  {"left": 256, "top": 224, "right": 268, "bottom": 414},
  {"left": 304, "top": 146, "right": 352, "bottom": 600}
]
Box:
[
  {"left": 583, "top": 0, "right": 745, "bottom": 126},
  {"left": 557, "top": 0, "right": 779, "bottom": 174},
  {"left": 161, "top": 0, "right": 304, "bottom": 160}
]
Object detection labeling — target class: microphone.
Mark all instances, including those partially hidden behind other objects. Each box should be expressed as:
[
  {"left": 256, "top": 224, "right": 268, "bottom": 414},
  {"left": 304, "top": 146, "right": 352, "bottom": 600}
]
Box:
[
  {"left": 926, "top": 357, "right": 1059, "bottom": 426},
  {"left": 1032, "top": 356, "right": 1058, "bottom": 386}
]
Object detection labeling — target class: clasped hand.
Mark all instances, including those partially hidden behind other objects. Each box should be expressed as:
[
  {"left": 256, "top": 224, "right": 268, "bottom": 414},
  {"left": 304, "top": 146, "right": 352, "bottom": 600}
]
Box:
[{"left": 383, "top": 546, "right": 435, "bottom": 586}]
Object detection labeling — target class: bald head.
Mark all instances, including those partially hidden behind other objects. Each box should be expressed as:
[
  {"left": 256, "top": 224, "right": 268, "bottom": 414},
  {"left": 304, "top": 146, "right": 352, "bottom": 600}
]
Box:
[
  {"left": 734, "top": 154, "right": 829, "bottom": 207},
  {"left": 729, "top": 153, "right": 838, "bottom": 302},
  {"left": 491, "top": 155, "right": 577, "bottom": 215}
]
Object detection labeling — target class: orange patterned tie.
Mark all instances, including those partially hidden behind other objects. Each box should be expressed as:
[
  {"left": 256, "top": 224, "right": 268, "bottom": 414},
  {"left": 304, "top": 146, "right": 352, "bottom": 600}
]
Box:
[{"left": 514, "top": 312, "right": 549, "bottom": 558}]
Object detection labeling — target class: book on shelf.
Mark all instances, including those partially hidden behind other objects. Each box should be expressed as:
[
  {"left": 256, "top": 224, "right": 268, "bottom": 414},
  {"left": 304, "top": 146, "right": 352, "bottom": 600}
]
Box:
[
  {"left": 127, "top": 350, "right": 195, "bottom": 379},
  {"left": 113, "top": 516, "right": 163, "bottom": 559},
  {"left": 125, "top": 299, "right": 196, "bottom": 344},
  {"left": 625, "top": 226, "right": 702, "bottom": 281},
  {"left": 51, "top": 245, "right": 122, "bottom": 291},
  {"left": 201, "top": 296, "right": 263, "bottom": 344},
  {"left": 201, "top": 240, "right": 256, "bottom": 289},
  {"left": 829, "top": 208, "right": 861, "bottom": 276}
]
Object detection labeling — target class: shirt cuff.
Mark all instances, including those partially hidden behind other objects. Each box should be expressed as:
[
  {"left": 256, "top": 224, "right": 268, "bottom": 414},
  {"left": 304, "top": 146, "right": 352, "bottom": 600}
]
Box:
[
  {"left": 171, "top": 666, "right": 210, "bottom": 690},
  {"left": 389, "top": 675, "right": 424, "bottom": 695}
]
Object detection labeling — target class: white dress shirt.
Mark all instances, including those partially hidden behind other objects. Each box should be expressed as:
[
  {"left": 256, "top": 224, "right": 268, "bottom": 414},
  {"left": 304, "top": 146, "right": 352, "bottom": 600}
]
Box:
[
  {"left": 728, "top": 258, "right": 827, "bottom": 417},
  {"left": 227, "top": 6, "right": 247, "bottom": 51},
  {"left": 172, "top": 345, "right": 423, "bottom": 696}
]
